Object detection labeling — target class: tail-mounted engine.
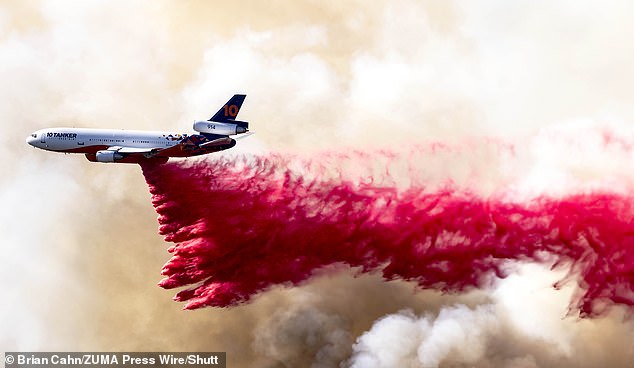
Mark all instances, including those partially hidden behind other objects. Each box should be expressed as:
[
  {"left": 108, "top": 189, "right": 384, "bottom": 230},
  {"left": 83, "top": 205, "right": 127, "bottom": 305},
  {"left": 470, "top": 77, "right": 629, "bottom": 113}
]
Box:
[{"left": 193, "top": 120, "right": 248, "bottom": 135}]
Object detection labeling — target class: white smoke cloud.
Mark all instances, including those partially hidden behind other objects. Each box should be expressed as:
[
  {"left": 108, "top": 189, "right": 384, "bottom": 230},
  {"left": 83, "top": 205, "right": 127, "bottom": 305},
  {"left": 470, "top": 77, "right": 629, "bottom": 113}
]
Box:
[
  {"left": 348, "top": 305, "right": 499, "bottom": 368},
  {"left": 0, "top": 157, "right": 89, "bottom": 350},
  {"left": 347, "top": 264, "right": 634, "bottom": 367},
  {"left": 180, "top": 30, "right": 346, "bottom": 152}
]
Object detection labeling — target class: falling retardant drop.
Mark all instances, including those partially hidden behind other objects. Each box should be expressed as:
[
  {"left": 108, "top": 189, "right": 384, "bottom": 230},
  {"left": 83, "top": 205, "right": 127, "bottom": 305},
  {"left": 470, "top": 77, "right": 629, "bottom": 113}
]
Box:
[{"left": 140, "top": 153, "right": 634, "bottom": 317}]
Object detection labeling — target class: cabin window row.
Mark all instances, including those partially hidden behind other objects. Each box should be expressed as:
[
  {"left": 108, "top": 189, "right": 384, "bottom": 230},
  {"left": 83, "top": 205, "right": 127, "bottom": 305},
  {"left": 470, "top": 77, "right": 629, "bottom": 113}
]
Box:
[
  {"left": 89, "top": 139, "right": 125, "bottom": 143},
  {"left": 86, "top": 138, "right": 171, "bottom": 145}
]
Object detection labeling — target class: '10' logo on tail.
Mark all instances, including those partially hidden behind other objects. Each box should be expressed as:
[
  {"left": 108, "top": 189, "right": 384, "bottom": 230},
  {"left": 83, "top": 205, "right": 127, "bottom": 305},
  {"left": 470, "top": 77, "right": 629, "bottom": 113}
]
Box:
[{"left": 224, "top": 105, "right": 239, "bottom": 117}]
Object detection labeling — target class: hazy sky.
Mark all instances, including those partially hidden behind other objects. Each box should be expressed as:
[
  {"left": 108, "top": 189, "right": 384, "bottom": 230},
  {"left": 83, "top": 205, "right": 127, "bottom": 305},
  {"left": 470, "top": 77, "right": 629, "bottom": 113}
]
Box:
[{"left": 2, "top": 1, "right": 634, "bottom": 367}]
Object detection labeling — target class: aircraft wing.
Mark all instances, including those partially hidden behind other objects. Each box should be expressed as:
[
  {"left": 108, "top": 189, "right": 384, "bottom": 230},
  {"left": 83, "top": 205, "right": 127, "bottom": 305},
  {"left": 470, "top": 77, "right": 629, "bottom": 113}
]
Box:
[
  {"left": 232, "top": 131, "right": 255, "bottom": 140},
  {"left": 107, "top": 145, "right": 163, "bottom": 158},
  {"left": 108, "top": 146, "right": 156, "bottom": 154},
  {"left": 199, "top": 137, "right": 233, "bottom": 148}
]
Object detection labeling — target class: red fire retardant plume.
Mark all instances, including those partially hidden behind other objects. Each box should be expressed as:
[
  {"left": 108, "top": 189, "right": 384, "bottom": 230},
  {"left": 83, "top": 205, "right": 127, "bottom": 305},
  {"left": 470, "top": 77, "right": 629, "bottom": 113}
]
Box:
[{"left": 141, "top": 155, "right": 634, "bottom": 317}]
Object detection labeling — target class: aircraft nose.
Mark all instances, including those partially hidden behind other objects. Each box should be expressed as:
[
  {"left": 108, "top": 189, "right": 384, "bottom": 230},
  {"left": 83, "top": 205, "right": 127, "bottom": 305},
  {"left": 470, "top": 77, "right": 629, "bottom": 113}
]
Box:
[{"left": 26, "top": 133, "right": 37, "bottom": 147}]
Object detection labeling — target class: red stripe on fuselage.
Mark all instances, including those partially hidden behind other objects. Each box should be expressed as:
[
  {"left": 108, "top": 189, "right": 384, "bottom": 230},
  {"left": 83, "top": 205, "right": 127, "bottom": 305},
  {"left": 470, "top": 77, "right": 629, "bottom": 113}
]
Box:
[{"left": 55, "top": 145, "right": 110, "bottom": 154}]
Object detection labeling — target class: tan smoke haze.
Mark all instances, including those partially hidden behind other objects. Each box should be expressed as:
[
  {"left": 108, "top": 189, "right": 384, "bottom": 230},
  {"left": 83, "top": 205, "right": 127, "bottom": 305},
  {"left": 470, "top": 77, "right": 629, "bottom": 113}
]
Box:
[{"left": 2, "top": 0, "right": 634, "bottom": 366}]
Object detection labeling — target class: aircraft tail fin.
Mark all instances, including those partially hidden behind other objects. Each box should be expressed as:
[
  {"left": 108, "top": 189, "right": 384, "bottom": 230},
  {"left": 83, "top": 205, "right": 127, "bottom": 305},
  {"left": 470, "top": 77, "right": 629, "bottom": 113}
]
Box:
[{"left": 209, "top": 94, "right": 246, "bottom": 123}]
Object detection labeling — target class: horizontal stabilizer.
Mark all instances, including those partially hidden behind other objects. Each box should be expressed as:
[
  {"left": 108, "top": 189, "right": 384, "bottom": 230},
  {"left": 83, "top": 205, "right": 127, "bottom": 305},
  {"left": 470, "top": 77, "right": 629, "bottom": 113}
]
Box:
[{"left": 200, "top": 137, "right": 233, "bottom": 148}]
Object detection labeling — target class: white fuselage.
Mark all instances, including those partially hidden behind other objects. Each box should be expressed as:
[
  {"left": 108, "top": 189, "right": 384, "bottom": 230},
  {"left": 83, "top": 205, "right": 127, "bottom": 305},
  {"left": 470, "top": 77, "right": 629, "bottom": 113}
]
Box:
[{"left": 26, "top": 127, "right": 189, "bottom": 153}]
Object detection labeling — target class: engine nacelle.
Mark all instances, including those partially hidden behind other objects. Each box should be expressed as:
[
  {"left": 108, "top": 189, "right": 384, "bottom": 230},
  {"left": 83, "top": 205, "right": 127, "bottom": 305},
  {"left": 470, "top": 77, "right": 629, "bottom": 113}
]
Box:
[
  {"left": 95, "top": 150, "right": 123, "bottom": 163},
  {"left": 193, "top": 120, "right": 247, "bottom": 135}
]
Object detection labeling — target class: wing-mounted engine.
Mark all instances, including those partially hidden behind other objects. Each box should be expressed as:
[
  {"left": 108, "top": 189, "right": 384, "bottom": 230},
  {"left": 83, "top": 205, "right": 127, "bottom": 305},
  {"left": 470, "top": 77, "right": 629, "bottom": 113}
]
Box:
[
  {"left": 193, "top": 120, "right": 248, "bottom": 135},
  {"left": 85, "top": 149, "right": 125, "bottom": 163},
  {"left": 95, "top": 150, "right": 123, "bottom": 162},
  {"left": 85, "top": 150, "right": 168, "bottom": 164}
]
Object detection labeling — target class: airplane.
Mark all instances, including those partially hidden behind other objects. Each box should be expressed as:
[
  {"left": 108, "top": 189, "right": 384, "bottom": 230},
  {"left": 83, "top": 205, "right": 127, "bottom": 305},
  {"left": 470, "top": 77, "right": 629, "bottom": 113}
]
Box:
[{"left": 26, "top": 94, "right": 251, "bottom": 164}]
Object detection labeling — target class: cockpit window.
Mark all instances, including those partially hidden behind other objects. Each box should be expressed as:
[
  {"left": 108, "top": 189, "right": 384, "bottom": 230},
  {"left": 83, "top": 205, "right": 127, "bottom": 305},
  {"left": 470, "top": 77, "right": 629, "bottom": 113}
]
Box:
[{"left": 31, "top": 133, "right": 37, "bottom": 138}]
